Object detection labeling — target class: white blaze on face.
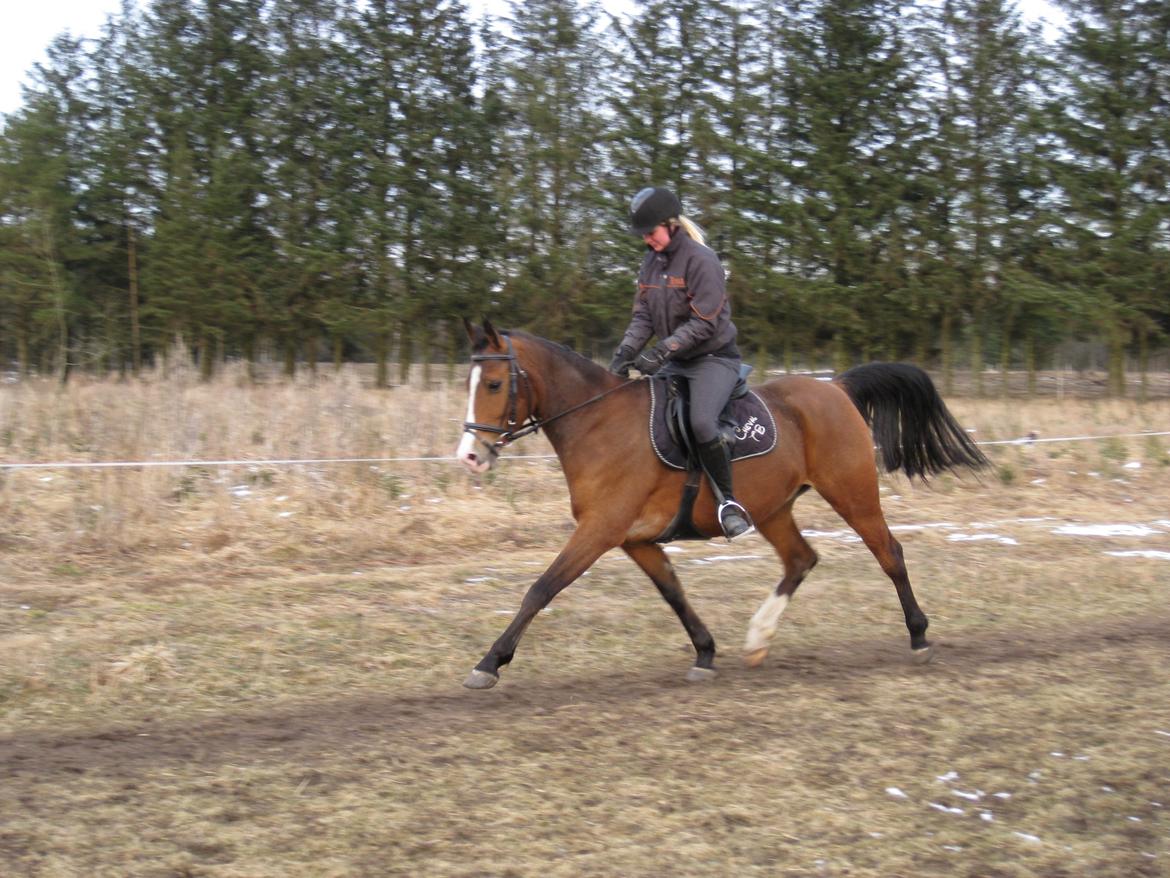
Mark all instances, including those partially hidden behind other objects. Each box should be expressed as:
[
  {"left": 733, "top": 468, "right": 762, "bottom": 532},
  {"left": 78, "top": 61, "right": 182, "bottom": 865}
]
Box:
[
  {"left": 456, "top": 365, "right": 492, "bottom": 473},
  {"left": 744, "top": 593, "right": 790, "bottom": 653}
]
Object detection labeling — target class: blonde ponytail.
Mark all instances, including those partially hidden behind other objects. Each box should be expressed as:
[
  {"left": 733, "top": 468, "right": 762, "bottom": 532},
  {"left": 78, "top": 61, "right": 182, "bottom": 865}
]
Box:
[{"left": 674, "top": 215, "right": 707, "bottom": 247}]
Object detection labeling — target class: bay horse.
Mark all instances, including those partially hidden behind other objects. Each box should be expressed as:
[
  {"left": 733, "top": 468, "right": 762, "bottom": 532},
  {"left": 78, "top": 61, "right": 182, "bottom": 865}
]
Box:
[{"left": 455, "top": 319, "right": 988, "bottom": 689}]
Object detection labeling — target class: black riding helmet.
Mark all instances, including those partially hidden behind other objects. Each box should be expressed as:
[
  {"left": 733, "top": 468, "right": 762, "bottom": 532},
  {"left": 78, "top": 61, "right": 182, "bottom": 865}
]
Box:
[{"left": 629, "top": 186, "right": 682, "bottom": 235}]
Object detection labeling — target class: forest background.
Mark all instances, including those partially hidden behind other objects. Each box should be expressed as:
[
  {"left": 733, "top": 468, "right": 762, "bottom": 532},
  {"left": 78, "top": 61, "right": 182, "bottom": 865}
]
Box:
[{"left": 0, "top": 0, "right": 1167, "bottom": 395}]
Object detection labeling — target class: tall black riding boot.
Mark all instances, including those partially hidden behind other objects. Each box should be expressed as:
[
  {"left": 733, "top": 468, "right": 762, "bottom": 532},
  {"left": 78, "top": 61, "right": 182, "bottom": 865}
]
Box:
[{"left": 696, "top": 438, "right": 755, "bottom": 541}]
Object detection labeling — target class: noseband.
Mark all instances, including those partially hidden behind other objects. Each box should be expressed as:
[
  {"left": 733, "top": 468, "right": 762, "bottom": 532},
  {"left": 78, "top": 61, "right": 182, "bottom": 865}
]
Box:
[{"left": 462, "top": 335, "right": 541, "bottom": 455}]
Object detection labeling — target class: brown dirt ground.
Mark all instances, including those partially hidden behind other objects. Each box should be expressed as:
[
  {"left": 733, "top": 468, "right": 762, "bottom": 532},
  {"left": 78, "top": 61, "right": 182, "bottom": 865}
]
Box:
[{"left": 1, "top": 389, "right": 1169, "bottom": 877}]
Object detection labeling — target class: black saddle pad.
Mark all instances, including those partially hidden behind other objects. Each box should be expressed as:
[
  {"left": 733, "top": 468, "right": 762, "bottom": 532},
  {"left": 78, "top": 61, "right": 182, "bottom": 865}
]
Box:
[{"left": 648, "top": 376, "right": 778, "bottom": 470}]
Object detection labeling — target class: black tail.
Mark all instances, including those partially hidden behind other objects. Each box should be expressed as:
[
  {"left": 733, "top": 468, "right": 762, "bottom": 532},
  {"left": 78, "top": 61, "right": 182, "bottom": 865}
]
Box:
[{"left": 835, "top": 362, "right": 990, "bottom": 480}]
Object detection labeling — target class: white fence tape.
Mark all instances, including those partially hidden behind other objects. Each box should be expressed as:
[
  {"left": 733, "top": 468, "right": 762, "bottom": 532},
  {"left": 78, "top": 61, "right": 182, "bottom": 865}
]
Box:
[{"left": 1, "top": 432, "right": 1167, "bottom": 471}]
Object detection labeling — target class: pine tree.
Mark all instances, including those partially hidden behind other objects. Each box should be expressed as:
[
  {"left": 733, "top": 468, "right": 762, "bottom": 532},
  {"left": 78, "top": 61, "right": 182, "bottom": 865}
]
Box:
[
  {"left": 1047, "top": 0, "right": 1170, "bottom": 396},
  {"left": 489, "top": 0, "right": 611, "bottom": 347}
]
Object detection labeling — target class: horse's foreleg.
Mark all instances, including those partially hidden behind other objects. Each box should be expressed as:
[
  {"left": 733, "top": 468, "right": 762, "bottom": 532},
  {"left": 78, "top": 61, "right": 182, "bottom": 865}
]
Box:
[
  {"left": 743, "top": 507, "right": 819, "bottom": 667},
  {"left": 623, "top": 541, "right": 717, "bottom": 681},
  {"left": 464, "top": 526, "right": 613, "bottom": 690}
]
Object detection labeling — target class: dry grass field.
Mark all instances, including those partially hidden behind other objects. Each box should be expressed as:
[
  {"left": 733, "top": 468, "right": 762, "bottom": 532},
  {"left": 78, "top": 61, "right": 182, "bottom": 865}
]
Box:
[{"left": 2, "top": 362, "right": 1169, "bottom": 877}]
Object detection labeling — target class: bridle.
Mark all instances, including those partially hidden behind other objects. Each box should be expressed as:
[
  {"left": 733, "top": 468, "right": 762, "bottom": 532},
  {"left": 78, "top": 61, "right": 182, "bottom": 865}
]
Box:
[
  {"left": 461, "top": 334, "right": 638, "bottom": 458},
  {"left": 462, "top": 335, "right": 540, "bottom": 457}
]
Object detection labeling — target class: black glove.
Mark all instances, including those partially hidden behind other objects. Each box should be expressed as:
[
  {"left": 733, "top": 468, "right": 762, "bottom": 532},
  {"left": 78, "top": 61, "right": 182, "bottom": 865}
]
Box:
[
  {"left": 609, "top": 345, "right": 636, "bottom": 378},
  {"left": 634, "top": 341, "right": 672, "bottom": 375}
]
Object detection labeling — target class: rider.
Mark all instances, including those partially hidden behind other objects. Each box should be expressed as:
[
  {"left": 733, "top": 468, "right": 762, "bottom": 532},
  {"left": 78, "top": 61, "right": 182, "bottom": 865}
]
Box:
[{"left": 609, "top": 186, "right": 755, "bottom": 541}]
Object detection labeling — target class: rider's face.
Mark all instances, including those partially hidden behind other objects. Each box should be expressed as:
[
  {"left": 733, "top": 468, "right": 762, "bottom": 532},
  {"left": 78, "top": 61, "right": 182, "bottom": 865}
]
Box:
[{"left": 643, "top": 224, "right": 671, "bottom": 252}]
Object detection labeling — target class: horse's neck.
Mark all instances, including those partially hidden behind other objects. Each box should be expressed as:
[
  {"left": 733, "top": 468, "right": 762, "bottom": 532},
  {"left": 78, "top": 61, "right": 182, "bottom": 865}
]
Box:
[{"left": 532, "top": 353, "right": 622, "bottom": 457}]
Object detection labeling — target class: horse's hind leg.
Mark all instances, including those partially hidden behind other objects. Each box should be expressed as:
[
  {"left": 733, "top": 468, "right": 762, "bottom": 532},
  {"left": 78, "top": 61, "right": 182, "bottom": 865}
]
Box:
[
  {"left": 743, "top": 503, "right": 819, "bottom": 667},
  {"left": 624, "top": 542, "right": 717, "bottom": 681},
  {"left": 817, "top": 472, "right": 932, "bottom": 661}
]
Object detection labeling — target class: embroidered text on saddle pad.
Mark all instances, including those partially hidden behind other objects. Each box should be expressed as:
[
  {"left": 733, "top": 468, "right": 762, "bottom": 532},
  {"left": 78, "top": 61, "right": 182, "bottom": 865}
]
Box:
[{"left": 648, "top": 378, "right": 778, "bottom": 470}]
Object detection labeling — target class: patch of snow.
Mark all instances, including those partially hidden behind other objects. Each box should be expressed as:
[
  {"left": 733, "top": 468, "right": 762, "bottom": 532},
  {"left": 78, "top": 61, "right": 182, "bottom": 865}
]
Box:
[
  {"left": 1106, "top": 550, "right": 1170, "bottom": 561},
  {"left": 936, "top": 771, "right": 959, "bottom": 783},
  {"left": 698, "top": 554, "right": 765, "bottom": 563},
  {"left": 1013, "top": 832, "right": 1041, "bottom": 843},
  {"left": 885, "top": 787, "right": 908, "bottom": 799},
  {"left": 1053, "top": 523, "right": 1161, "bottom": 537},
  {"left": 1124, "top": 461, "right": 1142, "bottom": 470},
  {"left": 928, "top": 803, "right": 964, "bottom": 815},
  {"left": 948, "top": 533, "right": 1019, "bottom": 545}
]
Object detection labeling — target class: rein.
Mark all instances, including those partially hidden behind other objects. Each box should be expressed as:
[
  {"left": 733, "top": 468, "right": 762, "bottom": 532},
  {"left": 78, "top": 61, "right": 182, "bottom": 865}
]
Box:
[{"left": 462, "top": 336, "right": 638, "bottom": 453}]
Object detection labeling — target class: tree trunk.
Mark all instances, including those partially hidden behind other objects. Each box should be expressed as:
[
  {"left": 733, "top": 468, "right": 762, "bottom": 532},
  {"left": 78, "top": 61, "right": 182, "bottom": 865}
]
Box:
[
  {"left": 306, "top": 334, "right": 319, "bottom": 378},
  {"left": 1107, "top": 322, "right": 1125, "bottom": 397},
  {"left": 397, "top": 324, "right": 413, "bottom": 385},
  {"left": 940, "top": 310, "right": 954, "bottom": 395},
  {"left": 199, "top": 335, "right": 214, "bottom": 382},
  {"left": 283, "top": 339, "right": 297, "bottom": 379},
  {"left": 374, "top": 331, "right": 390, "bottom": 389},
  {"left": 1024, "top": 332, "right": 1037, "bottom": 397},
  {"left": 999, "top": 328, "right": 1013, "bottom": 398},
  {"left": 127, "top": 224, "right": 142, "bottom": 375},
  {"left": 17, "top": 331, "right": 30, "bottom": 377},
  {"left": 1137, "top": 325, "right": 1148, "bottom": 402},
  {"left": 969, "top": 323, "right": 984, "bottom": 396}
]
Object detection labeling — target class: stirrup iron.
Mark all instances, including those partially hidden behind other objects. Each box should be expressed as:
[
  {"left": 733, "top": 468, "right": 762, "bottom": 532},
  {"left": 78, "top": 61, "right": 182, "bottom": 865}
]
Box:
[{"left": 717, "top": 500, "right": 755, "bottom": 541}]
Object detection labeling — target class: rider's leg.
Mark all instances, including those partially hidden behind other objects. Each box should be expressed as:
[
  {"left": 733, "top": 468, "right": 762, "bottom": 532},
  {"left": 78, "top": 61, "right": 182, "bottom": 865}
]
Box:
[{"left": 683, "top": 357, "right": 755, "bottom": 540}]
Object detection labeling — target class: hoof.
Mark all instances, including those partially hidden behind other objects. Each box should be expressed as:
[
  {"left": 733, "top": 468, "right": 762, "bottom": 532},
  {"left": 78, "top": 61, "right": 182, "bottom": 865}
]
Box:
[
  {"left": 743, "top": 647, "right": 768, "bottom": 668},
  {"left": 685, "top": 666, "right": 717, "bottom": 683},
  {"left": 912, "top": 644, "right": 935, "bottom": 665},
  {"left": 463, "top": 669, "right": 499, "bottom": 690}
]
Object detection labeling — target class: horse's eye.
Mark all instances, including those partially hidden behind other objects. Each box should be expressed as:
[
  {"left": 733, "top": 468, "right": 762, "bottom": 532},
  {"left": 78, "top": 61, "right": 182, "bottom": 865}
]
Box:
[{"left": 486, "top": 380, "right": 503, "bottom": 392}]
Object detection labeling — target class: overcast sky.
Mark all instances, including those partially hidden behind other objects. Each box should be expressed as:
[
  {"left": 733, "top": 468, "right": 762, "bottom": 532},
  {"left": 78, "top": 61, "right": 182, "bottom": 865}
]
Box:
[{"left": 1, "top": 0, "right": 1067, "bottom": 118}]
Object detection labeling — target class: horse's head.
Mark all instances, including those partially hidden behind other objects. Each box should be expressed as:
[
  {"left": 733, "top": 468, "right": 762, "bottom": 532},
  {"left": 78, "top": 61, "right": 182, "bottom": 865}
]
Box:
[{"left": 455, "top": 318, "right": 537, "bottom": 474}]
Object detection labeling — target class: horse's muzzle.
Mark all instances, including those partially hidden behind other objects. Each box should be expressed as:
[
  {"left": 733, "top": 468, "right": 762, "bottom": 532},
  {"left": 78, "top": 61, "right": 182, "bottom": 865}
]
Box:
[{"left": 456, "top": 430, "right": 498, "bottom": 474}]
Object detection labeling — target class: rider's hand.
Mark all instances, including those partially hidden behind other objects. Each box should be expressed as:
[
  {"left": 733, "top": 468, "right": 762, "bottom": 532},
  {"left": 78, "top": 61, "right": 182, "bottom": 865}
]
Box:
[
  {"left": 634, "top": 342, "right": 671, "bottom": 375},
  {"left": 608, "top": 345, "right": 636, "bottom": 378}
]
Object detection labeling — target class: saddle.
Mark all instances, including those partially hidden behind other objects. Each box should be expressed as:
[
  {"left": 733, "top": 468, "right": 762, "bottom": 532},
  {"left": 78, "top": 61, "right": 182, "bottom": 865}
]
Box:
[
  {"left": 648, "top": 365, "right": 778, "bottom": 470},
  {"left": 647, "top": 365, "right": 778, "bottom": 542}
]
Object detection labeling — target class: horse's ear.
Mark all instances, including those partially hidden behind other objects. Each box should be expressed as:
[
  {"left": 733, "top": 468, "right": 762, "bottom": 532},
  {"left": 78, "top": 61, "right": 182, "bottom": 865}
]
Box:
[{"left": 483, "top": 319, "right": 502, "bottom": 348}]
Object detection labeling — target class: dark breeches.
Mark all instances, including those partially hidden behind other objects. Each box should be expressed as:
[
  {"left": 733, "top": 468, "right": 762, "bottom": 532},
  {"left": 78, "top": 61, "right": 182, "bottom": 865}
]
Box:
[{"left": 662, "top": 355, "right": 740, "bottom": 444}]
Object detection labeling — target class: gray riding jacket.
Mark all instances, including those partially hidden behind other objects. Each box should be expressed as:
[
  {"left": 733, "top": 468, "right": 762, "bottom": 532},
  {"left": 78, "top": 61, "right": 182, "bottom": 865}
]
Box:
[{"left": 619, "top": 230, "right": 738, "bottom": 361}]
